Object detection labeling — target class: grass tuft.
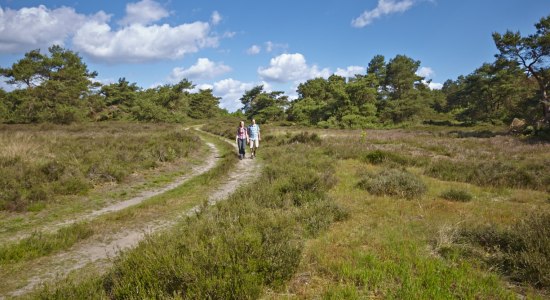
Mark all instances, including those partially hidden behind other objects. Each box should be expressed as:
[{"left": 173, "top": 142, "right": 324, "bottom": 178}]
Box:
[
  {"left": 357, "top": 168, "right": 427, "bottom": 199},
  {"left": 440, "top": 188, "right": 473, "bottom": 202}
]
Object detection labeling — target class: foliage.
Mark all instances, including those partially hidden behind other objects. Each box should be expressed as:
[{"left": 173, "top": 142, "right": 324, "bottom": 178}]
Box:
[
  {"left": 357, "top": 168, "right": 427, "bottom": 199},
  {"left": 0, "top": 123, "right": 200, "bottom": 211},
  {"left": 455, "top": 212, "right": 550, "bottom": 287},
  {"left": 33, "top": 132, "right": 347, "bottom": 299},
  {"left": 425, "top": 158, "right": 550, "bottom": 192},
  {"left": 440, "top": 188, "right": 473, "bottom": 202},
  {"left": 240, "top": 85, "right": 288, "bottom": 122},
  {"left": 493, "top": 14, "right": 550, "bottom": 125}
]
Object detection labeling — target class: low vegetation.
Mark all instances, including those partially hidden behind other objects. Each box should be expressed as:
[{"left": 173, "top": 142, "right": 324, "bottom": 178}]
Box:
[
  {"left": 28, "top": 132, "right": 348, "bottom": 298},
  {"left": 357, "top": 168, "right": 427, "bottom": 199},
  {"left": 0, "top": 122, "right": 200, "bottom": 211}
]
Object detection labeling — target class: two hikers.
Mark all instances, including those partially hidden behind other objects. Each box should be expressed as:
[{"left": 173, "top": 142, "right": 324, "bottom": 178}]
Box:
[{"left": 235, "top": 119, "right": 260, "bottom": 160}]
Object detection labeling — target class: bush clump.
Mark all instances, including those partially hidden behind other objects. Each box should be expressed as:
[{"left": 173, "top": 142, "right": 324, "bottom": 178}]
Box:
[
  {"left": 361, "top": 149, "right": 409, "bottom": 166},
  {"left": 440, "top": 188, "right": 473, "bottom": 202},
  {"left": 455, "top": 212, "right": 550, "bottom": 288},
  {"left": 357, "top": 169, "right": 427, "bottom": 199}
]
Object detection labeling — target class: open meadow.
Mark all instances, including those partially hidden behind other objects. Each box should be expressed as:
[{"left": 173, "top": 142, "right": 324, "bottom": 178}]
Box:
[{"left": 1, "top": 121, "right": 547, "bottom": 298}]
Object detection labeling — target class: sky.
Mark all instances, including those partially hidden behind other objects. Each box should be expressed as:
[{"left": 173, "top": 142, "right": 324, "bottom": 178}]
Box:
[{"left": 0, "top": 0, "right": 548, "bottom": 112}]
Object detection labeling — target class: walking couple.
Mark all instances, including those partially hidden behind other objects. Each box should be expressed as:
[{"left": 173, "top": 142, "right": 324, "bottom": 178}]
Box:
[{"left": 236, "top": 119, "right": 260, "bottom": 160}]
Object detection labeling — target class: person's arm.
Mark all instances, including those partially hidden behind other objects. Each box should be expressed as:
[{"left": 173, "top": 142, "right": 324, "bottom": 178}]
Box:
[{"left": 258, "top": 126, "right": 261, "bottom": 141}]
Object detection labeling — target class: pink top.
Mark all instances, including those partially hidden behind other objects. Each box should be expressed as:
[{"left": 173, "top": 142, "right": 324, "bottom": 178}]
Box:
[{"left": 237, "top": 127, "right": 248, "bottom": 139}]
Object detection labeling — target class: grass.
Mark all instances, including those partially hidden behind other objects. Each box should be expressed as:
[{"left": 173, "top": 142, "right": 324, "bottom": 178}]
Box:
[
  {"left": 279, "top": 159, "right": 543, "bottom": 299},
  {"left": 357, "top": 168, "right": 427, "bottom": 199},
  {"left": 0, "top": 122, "right": 202, "bottom": 211},
  {"left": 440, "top": 188, "right": 473, "bottom": 202},
  {"left": 3, "top": 123, "right": 550, "bottom": 298},
  {"left": 451, "top": 212, "right": 550, "bottom": 288},
  {"left": 0, "top": 126, "right": 239, "bottom": 295},
  {"left": 25, "top": 132, "right": 348, "bottom": 299},
  {"left": 0, "top": 223, "right": 93, "bottom": 264}
]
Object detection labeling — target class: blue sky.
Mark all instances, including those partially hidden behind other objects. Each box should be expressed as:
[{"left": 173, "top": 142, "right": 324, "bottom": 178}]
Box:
[{"left": 0, "top": 0, "right": 548, "bottom": 111}]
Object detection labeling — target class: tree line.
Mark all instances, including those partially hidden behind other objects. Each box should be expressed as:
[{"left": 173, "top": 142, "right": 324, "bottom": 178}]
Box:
[
  {"left": 1, "top": 15, "right": 549, "bottom": 128},
  {"left": 0, "top": 46, "right": 225, "bottom": 124},
  {"left": 241, "top": 15, "right": 549, "bottom": 129}
]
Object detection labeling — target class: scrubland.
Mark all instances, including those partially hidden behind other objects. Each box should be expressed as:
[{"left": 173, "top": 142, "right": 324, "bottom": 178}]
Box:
[{"left": 1, "top": 122, "right": 548, "bottom": 298}]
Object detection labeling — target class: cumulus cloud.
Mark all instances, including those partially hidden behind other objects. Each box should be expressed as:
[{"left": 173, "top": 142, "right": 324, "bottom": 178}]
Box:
[
  {"left": 211, "top": 11, "right": 222, "bottom": 25},
  {"left": 73, "top": 21, "right": 219, "bottom": 63},
  {"left": 335, "top": 66, "right": 366, "bottom": 78},
  {"left": 0, "top": 2, "right": 222, "bottom": 63},
  {"left": 428, "top": 82, "right": 443, "bottom": 90},
  {"left": 258, "top": 53, "right": 330, "bottom": 83},
  {"left": 169, "top": 58, "right": 231, "bottom": 82},
  {"left": 0, "top": 5, "right": 108, "bottom": 53},
  {"left": 119, "top": 0, "right": 169, "bottom": 26},
  {"left": 211, "top": 78, "right": 255, "bottom": 112},
  {"left": 416, "top": 66, "right": 434, "bottom": 78},
  {"left": 416, "top": 66, "right": 442, "bottom": 90},
  {"left": 352, "top": 0, "right": 415, "bottom": 28},
  {"left": 247, "top": 45, "right": 261, "bottom": 55}
]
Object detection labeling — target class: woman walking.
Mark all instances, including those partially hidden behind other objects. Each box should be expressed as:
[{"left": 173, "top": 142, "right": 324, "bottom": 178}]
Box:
[{"left": 236, "top": 121, "right": 249, "bottom": 160}]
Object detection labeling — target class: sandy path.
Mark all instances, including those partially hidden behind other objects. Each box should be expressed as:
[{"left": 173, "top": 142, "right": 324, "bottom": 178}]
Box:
[{"left": 5, "top": 133, "right": 261, "bottom": 298}]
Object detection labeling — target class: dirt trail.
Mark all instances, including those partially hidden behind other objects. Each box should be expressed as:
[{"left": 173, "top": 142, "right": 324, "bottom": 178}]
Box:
[{"left": 5, "top": 133, "right": 261, "bottom": 298}]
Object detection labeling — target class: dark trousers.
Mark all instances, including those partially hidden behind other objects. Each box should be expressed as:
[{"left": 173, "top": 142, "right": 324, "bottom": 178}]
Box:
[{"left": 237, "top": 138, "right": 246, "bottom": 156}]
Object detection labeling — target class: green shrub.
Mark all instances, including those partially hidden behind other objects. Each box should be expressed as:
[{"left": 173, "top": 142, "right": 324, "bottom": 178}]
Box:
[
  {"left": 456, "top": 212, "right": 550, "bottom": 288},
  {"left": 357, "top": 169, "right": 427, "bottom": 199},
  {"left": 361, "top": 150, "right": 409, "bottom": 166},
  {"left": 440, "top": 188, "right": 473, "bottom": 202},
  {"left": 425, "top": 159, "right": 550, "bottom": 192}
]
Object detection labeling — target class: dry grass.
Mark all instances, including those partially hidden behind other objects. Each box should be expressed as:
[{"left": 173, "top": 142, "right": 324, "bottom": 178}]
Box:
[{"left": 274, "top": 126, "right": 550, "bottom": 298}]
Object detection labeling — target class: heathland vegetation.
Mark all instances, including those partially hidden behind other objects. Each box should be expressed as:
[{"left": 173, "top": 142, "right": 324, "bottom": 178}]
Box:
[{"left": 0, "top": 12, "right": 549, "bottom": 300}]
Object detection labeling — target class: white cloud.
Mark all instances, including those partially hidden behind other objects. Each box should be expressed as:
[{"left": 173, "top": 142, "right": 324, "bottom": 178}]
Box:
[
  {"left": 416, "top": 66, "right": 442, "bottom": 89},
  {"left": 264, "top": 41, "right": 288, "bottom": 53},
  {"left": 119, "top": 0, "right": 169, "bottom": 26},
  {"left": 0, "top": 5, "right": 108, "bottom": 53},
  {"left": 0, "top": 76, "right": 16, "bottom": 91},
  {"left": 258, "top": 53, "right": 330, "bottom": 83},
  {"left": 211, "top": 78, "right": 255, "bottom": 112},
  {"left": 428, "top": 81, "right": 443, "bottom": 90},
  {"left": 335, "top": 66, "right": 366, "bottom": 78},
  {"left": 247, "top": 45, "right": 261, "bottom": 55},
  {"left": 211, "top": 11, "right": 222, "bottom": 25},
  {"left": 73, "top": 21, "right": 218, "bottom": 63},
  {"left": 416, "top": 66, "right": 434, "bottom": 78},
  {"left": 169, "top": 58, "right": 231, "bottom": 82},
  {"left": 352, "top": 0, "right": 415, "bottom": 28}
]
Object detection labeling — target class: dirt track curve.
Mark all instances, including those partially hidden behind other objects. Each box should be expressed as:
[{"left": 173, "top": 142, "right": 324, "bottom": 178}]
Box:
[{"left": 3, "top": 129, "right": 261, "bottom": 298}]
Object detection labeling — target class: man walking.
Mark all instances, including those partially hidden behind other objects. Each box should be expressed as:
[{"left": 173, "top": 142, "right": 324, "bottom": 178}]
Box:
[{"left": 248, "top": 119, "right": 260, "bottom": 159}]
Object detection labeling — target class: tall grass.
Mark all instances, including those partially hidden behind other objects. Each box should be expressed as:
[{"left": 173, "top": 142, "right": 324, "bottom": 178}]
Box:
[
  {"left": 357, "top": 168, "right": 427, "bottom": 199},
  {"left": 0, "top": 123, "right": 201, "bottom": 211},
  {"left": 0, "top": 223, "right": 93, "bottom": 264},
  {"left": 452, "top": 212, "right": 550, "bottom": 288},
  {"left": 425, "top": 159, "right": 550, "bottom": 192},
  {"left": 30, "top": 132, "right": 348, "bottom": 299}
]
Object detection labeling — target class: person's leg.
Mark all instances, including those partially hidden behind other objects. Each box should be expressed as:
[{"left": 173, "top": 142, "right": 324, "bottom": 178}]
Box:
[
  {"left": 238, "top": 139, "right": 245, "bottom": 159},
  {"left": 249, "top": 139, "right": 255, "bottom": 158}
]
